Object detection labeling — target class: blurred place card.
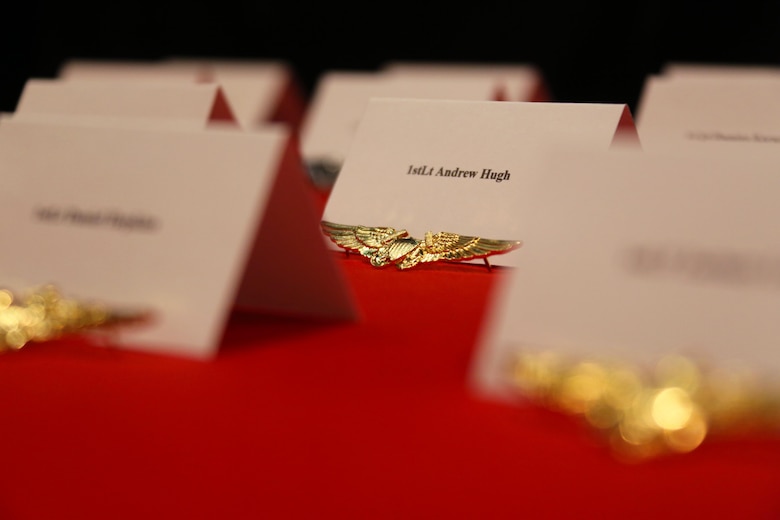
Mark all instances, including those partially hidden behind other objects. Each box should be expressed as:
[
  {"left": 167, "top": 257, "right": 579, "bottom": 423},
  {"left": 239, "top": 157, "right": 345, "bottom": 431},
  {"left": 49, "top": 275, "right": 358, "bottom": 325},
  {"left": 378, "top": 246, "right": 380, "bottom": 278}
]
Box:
[
  {"left": 12, "top": 78, "right": 238, "bottom": 129},
  {"left": 299, "top": 71, "right": 507, "bottom": 189},
  {"left": 0, "top": 119, "right": 357, "bottom": 360},
  {"left": 58, "top": 57, "right": 304, "bottom": 131},
  {"left": 635, "top": 75, "right": 780, "bottom": 151},
  {"left": 299, "top": 71, "right": 382, "bottom": 188},
  {"left": 660, "top": 61, "right": 780, "bottom": 79},
  {"left": 58, "top": 58, "right": 206, "bottom": 82},
  {"left": 471, "top": 148, "right": 780, "bottom": 401},
  {"left": 381, "top": 61, "right": 550, "bottom": 102},
  {"left": 323, "top": 98, "right": 639, "bottom": 267},
  {"left": 163, "top": 58, "right": 306, "bottom": 131}
]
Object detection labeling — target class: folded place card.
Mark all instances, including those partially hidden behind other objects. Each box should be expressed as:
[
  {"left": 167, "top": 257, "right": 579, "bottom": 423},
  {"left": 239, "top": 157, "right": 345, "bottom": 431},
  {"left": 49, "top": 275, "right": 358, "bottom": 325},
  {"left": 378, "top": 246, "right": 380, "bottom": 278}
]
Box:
[
  {"left": 0, "top": 119, "right": 357, "bottom": 360},
  {"left": 163, "top": 58, "right": 306, "bottom": 131},
  {"left": 635, "top": 75, "right": 780, "bottom": 151},
  {"left": 299, "top": 71, "right": 508, "bottom": 189},
  {"left": 322, "top": 98, "right": 639, "bottom": 268},
  {"left": 57, "top": 58, "right": 304, "bottom": 131},
  {"left": 381, "top": 61, "right": 550, "bottom": 102},
  {"left": 299, "top": 72, "right": 383, "bottom": 188},
  {"left": 660, "top": 61, "right": 780, "bottom": 79},
  {"left": 471, "top": 148, "right": 780, "bottom": 402},
  {"left": 58, "top": 58, "right": 207, "bottom": 82},
  {"left": 12, "top": 78, "right": 237, "bottom": 129}
]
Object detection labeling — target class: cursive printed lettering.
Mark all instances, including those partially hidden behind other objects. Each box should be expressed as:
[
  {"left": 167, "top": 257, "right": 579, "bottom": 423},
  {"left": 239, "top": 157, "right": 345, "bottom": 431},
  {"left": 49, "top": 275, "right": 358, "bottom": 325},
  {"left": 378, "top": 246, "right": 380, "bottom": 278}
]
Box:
[
  {"left": 407, "top": 164, "right": 433, "bottom": 175},
  {"left": 480, "top": 168, "right": 510, "bottom": 183},
  {"left": 406, "top": 164, "right": 511, "bottom": 183},
  {"left": 435, "top": 166, "right": 477, "bottom": 179}
]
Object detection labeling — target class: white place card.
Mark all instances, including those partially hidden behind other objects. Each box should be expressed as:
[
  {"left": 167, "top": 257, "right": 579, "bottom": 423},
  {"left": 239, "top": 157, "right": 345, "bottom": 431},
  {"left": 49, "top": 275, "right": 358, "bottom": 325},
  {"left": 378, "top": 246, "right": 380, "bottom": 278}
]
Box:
[
  {"left": 471, "top": 148, "right": 780, "bottom": 401},
  {"left": 323, "top": 98, "right": 639, "bottom": 267},
  {"left": 58, "top": 58, "right": 206, "bottom": 82},
  {"left": 635, "top": 75, "right": 780, "bottom": 151},
  {"left": 299, "top": 71, "right": 507, "bottom": 188},
  {"left": 0, "top": 119, "right": 357, "bottom": 360},
  {"left": 381, "top": 61, "right": 549, "bottom": 101},
  {"left": 13, "top": 78, "right": 237, "bottom": 129},
  {"left": 660, "top": 62, "right": 780, "bottom": 79},
  {"left": 299, "top": 71, "right": 383, "bottom": 187},
  {"left": 57, "top": 58, "right": 303, "bottom": 131},
  {"left": 164, "top": 58, "right": 305, "bottom": 130}
]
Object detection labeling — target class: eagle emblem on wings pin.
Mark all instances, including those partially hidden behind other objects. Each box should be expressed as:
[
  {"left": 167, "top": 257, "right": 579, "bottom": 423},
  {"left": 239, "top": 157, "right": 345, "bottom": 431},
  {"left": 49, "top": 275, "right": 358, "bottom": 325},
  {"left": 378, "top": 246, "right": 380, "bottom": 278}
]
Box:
[{"left": 321, "top": 221, "right": 522, "bottom": 270}]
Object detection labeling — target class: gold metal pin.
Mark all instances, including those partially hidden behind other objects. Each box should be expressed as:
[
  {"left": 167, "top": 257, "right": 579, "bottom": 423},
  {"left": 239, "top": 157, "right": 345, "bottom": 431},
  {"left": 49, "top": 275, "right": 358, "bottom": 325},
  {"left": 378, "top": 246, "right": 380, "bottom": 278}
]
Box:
[
  {"left": 508, "top": 351, "right": 780, "bottom": 461},
  {"left": 0, "top": 285, "right": 152, "bottom": 352},
  {"left": 321, "top": 221, "right": 522, "bottom": 270}
]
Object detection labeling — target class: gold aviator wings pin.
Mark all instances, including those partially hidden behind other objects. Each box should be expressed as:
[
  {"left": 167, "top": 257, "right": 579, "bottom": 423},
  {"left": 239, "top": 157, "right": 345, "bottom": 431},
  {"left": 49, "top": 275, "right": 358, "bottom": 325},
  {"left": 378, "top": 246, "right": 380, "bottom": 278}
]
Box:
[{"left": 321, "top": 221, "right": 522, "bottom": 270}]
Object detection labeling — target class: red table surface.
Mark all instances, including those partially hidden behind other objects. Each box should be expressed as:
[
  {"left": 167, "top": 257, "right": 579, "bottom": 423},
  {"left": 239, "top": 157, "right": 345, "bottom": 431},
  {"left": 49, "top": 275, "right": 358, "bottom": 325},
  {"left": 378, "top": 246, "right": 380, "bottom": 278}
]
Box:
[{"left": 1, "top": 253, "right": 779, "bottom": 519}]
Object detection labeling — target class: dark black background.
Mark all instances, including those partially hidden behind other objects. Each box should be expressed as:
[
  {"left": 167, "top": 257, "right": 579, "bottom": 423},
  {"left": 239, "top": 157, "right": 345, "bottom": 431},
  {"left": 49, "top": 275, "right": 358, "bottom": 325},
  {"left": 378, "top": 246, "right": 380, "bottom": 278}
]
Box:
[{"left": 2, "top": 1, "right": 779, "bottom": 115}]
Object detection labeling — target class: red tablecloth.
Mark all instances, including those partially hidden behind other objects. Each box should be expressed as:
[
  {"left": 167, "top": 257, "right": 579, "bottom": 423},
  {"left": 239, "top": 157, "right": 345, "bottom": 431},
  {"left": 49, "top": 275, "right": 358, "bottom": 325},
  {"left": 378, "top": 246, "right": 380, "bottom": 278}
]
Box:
[{"left": 1, "top": 251, "right": 779, "bottom": 519}]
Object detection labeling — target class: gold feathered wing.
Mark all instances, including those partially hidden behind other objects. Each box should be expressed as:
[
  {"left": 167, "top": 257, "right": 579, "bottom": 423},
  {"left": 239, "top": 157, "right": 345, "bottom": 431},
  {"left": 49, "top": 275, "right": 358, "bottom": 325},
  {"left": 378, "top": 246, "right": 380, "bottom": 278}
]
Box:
[
  {"left": 397, "top": 231, "right": 522, "bottom": 269},
  {"left": 320, "top": 221, "right": 418, "bottom": 267},
  {"left": 321, "top": 221, "right": 523, "bottom": 270}
]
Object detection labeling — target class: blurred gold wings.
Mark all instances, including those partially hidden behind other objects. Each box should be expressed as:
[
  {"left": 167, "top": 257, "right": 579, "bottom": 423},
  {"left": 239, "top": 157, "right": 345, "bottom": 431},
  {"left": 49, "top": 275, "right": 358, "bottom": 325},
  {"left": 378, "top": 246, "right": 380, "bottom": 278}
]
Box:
[{"left": 321, "top": 221, "right": 522, "bottom": 270}]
